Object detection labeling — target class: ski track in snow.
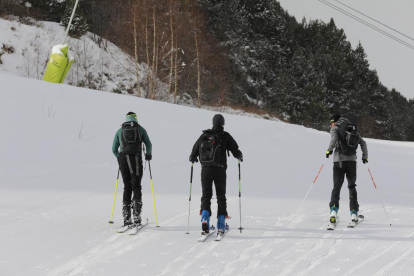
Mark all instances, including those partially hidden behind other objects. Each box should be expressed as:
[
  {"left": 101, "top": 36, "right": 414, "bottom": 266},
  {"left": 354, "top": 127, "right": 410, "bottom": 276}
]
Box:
[
  {"left": 218, "top": 215, "right": 296, "bottom": 275},
  {"left": 47, "top": 225, "right": 160, "bottom": 276},
  {"left": 343, "top": 231, "right": 414, "bottom": 276},
  {"left": 2, "top": 74, "right": 414, "bottom": 275},
  {"left": 47, "top": 209, "right": 192, "bottom": 276},
  {"left": 28, "top": 201, "right": 414, "bottom": 276}
]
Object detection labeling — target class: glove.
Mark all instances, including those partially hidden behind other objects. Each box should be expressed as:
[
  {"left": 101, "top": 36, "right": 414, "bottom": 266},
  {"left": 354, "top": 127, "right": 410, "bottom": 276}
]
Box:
[
  {"left": 189, "top": 156, "right": 198, "bottom": 163},
  {"left": 326, "top": 150, "right": 333, "bottom": 158},
  {"left": 362, "top": 158, "right": 369, "bottom": 164},
  {"left": 238, "top": 152, "right": 243, "bottom": 162},
  {"left": 145, "top": 154, "right": 152, "bottom": 161}
]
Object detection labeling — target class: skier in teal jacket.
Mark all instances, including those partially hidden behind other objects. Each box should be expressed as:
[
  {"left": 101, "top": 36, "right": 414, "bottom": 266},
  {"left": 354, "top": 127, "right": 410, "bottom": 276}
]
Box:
[{"left": 112, "top": 112, "right": 152, "bottom": 227}]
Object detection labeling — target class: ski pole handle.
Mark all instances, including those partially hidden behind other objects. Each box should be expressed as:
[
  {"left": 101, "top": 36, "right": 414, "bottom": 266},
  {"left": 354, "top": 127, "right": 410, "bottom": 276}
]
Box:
[{"left": 189, "top": 163, "right": 193, "bottom": 201}]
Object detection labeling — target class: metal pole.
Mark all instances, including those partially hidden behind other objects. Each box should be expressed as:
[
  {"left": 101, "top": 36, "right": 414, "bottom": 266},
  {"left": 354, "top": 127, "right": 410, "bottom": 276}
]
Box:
[
  {"left": 108, "top": 169, "right": 120, "bottom": 224},
  {"left": 62, "top": 0, "right": 80, "bottom": 44},
  {"left": 186, "top": 163, "right": 194, "bottom": 234},
  {"left": 148, "top": 161, "right": 159, "bottom": 227},
  {"left": 366, "top": 164, "right": 392, "bottom": 226},
  {"left": 295, "top": 159, "right": 327, "bottom": 216},
  {"left": 238, "top": 161, "right": 244, "bottom": 233}
]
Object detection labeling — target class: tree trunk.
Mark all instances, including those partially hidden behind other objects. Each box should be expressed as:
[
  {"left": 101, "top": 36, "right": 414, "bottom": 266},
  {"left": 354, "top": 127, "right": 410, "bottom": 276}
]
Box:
[
  {"left": 151, "top": 6, "right": 156, "bottom": 100},
  {"left": 133, "top": 6, "right": 141, "bottom": 97},
  {"left": 194, "top": 16, "right": 201, "bottom": 108},
  {"left": 168, "top": 0, "right": 174, "bottom": 102},
  {"left": 174, "top": 37, "right": 178, "bottom": 104},
  {"left": 145, "top": 15, "right": 152, "bottom": 99}
]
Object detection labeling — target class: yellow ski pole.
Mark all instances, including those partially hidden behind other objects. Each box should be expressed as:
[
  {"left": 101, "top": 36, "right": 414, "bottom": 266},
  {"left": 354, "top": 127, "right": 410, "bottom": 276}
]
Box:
[
  {"left": 109, "top": 169, "right": 120, "bottom": 225},
  {"left": 148, "top": 161, "right": 160, "bottom": 227}
]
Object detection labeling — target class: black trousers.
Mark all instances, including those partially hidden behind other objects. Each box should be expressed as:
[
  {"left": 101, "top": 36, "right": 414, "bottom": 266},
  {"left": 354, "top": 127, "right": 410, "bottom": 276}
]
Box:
[
  {"left": 118, "top": 153, "right": 143, "bottom": 205},
  {"left": 329, "top": 161, "right": 359, "bottom": 211},
  {"left": 200, "top": 166, "right": 227, "bottom": 218}
]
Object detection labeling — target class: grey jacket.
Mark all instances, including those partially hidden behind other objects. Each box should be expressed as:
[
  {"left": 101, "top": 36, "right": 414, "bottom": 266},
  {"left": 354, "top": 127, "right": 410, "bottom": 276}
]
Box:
[{"left": 327, "top": 117, "right": 368, "bottom": 163}]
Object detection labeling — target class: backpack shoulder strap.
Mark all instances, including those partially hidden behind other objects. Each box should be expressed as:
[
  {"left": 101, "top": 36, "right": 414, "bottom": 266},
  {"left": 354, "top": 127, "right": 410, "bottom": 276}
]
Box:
[{"left": 137, "top": 124, "right": 143, "bottom": 142}]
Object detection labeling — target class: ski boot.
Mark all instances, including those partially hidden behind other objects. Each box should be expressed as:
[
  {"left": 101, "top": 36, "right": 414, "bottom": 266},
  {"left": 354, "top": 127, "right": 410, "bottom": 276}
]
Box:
[
  {"left": 350, "top": 209, "right": 358, "bottom": 223},
  {"left": 132, "top": 201, "right": 143, "bottom": 226},
  {"left": 122, "top": 202, "right": 132, "bottom": 226},
  {"left": 201, "top": 210, "right": 211, "bottom": 234},
  {"left": 217, "top": 215, "right": 226, "bottom": 235},
  {"left": 330, "top": 205, "right": 338, "bottom": 224}
]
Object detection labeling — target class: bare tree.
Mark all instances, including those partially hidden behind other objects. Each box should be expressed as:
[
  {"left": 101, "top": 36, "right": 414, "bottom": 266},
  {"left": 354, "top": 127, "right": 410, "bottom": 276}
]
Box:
[
  {"left": 145, "top": 15, "right": 152, "bottom": 98},
  {"left": 168, "top": 0, "right": 174, "bottom": 102},
  {"left": 133, "top": 5, "right": 141, "bottom": 97},
  {"left": 193, "top": 12, "right": 201, "bottom": 108},
  {"left": 151, "top": 6, "right": 156, "bottom": 99},
  {"left": 174, "top": 36, "right": 178, "bottom": 104},
  {"left": 31, "top": 33, "right": 46, "bottom": 80}
]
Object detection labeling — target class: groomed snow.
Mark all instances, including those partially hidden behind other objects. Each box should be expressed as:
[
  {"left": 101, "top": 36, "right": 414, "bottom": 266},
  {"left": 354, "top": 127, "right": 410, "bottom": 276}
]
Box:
[{"left": 1, "top": 74, "right": 414, "bottom": 276}]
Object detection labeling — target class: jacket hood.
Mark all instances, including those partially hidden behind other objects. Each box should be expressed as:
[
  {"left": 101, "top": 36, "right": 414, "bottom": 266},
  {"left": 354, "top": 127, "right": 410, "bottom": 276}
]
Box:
[{"left": 212, "top": 125, "right": 224, "bottom": 133}]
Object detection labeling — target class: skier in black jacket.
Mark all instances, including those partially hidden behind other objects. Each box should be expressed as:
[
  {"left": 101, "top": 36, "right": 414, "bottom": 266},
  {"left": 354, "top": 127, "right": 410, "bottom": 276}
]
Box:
[{"left": 189, "top": 114, "right": 243, "bottom": 236}]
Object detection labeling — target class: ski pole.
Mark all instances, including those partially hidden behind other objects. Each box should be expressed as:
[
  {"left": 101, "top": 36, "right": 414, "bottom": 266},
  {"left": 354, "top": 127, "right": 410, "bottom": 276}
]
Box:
[
  {"left": 295, "top": 159, "right": 327, "bottom": 216},
  {"left": 108, "top": 169, "right": 120, "bottom": 225},
  {"left": 148, "top": 161, "right": 160, "bottom": 227},
  {"left": 238, "top": 160, "right": 244, "bottom": 233},
  {"left": 366, "top": 164, "right": 392, "bottom": 226},
  {"left": 186, "top": 163, "right": 194, "bottom": 234}
]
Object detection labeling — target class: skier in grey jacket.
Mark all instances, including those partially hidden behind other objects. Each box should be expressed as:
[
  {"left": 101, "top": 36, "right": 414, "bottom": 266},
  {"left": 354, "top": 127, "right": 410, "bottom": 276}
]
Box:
[{"left": 326, "top": 114, "right": 368, "bottom": 223}]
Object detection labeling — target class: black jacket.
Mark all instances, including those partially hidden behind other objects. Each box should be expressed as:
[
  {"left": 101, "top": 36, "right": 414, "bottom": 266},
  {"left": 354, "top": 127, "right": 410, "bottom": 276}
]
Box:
[{"left": 190, "top": 126, "right": 242, "bottom": 168}]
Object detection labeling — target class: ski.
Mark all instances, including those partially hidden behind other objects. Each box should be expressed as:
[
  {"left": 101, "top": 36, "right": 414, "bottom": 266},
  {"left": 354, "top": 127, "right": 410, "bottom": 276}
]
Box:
[
  {"left": 116, "top": 224, "right": 135, "bottom": 233},
  {"left": 127, "top": 218, "right": 149, "bottom": 235},
  {"left": 327, "top": 216, "right": 339, "bottom": 230},
  {"left": 198, "top": 225, "right": 216, "bottom": 242},
  {"left": 348, "top": 215, "right": 364, "bottom": 228},
  {"left": 214, "top": 224, "right": 229, "bottom": 241}
]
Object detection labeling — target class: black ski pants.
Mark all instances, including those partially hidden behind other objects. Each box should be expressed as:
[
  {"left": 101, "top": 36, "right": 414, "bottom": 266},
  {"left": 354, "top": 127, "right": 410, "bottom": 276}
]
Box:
[
  {"left": 200, "top": 166, "right": 228, "bottom": 218},
  {"left": 118, "top": 153, "right": 143, "bottom": 205},
  {"left": 329, "top": 161, "right": 359, "bottom": 211}
]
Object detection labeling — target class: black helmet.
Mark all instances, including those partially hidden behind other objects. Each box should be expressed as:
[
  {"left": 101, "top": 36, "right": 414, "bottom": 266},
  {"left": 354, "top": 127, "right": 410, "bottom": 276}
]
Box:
[{"left": 213, "top": 114, "right": 225, "bottom": 126}]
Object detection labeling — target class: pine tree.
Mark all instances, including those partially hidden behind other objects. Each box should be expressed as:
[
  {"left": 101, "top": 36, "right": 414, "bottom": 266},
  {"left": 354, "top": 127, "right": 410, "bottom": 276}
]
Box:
[{"left": 31, "top": 0, "right": 67, "bottom": 22}]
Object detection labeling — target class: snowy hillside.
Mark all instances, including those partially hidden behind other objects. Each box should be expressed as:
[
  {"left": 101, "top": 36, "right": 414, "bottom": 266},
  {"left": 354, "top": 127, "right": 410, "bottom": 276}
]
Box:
[
  {"left": 1, "top": 74, "right": 414, "bottom": 276},
  {"left": 0, "top": 16, "right": 150, "bottom": 94},
  {"left": 0, "top": 17, "right": 279, "bottom": 122}
]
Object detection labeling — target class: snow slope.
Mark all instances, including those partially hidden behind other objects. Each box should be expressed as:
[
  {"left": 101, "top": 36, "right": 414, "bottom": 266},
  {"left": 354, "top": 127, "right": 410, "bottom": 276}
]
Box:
[{"left": 1, "top": 74, "right": 414, "bottom": 276}]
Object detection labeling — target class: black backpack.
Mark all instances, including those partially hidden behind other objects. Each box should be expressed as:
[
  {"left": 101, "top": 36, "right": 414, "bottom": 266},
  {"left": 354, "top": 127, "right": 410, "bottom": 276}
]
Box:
[
  {"left": 337, "top": 120, "right": 360, "bottom": 155},
  {"left": 121, "top": 121, "right": 142, "bottom": 154},
  {"left": 199, "top": 130, "right": 222, "bottom": 165}
]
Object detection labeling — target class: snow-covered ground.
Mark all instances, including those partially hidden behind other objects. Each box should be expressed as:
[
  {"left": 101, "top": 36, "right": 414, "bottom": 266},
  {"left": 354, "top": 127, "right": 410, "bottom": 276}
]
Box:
[{"left": 1, "top": 74, "right": 414, "bottom": 276}]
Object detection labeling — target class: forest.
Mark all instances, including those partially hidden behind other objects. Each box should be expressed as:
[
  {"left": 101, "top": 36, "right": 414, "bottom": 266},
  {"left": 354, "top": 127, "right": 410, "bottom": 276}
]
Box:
[{"left": 2, "top": 0, "right": 413, "bottom": 140}]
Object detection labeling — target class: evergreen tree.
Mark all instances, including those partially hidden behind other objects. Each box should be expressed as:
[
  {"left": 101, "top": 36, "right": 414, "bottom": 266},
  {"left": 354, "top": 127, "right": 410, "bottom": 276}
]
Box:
[{"left": 31, "top": 0, "right": 67, "bottom": 22}]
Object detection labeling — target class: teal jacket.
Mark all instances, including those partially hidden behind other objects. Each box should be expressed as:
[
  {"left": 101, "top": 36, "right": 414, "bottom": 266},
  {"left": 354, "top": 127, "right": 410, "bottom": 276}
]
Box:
[{"left": 112, "top": 116, "right": 152, "bottom": 158}]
